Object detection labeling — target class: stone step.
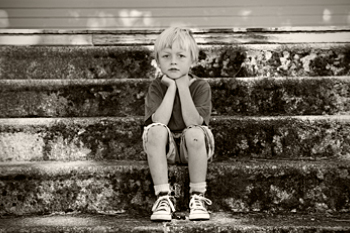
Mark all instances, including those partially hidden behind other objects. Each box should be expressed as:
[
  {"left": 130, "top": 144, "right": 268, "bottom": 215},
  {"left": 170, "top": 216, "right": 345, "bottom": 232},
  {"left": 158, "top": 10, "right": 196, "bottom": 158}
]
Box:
[
  {"left": 2, "top": 27, "right": 350, "bottom": 46},
  {"left": 0, "top": 43, "right": 349, "bottom": 80},
  {"left": 1, "top": 159, "right": 350, "bottom": 215},
  {"left": 1, "top": 76, "right": 350, "bottom": 117},
  {"left": 0, "top": 212, "right": 350, "bottom": 233},
  {"left": 1, "top": 116, "right": 350, "bottom": 162}
]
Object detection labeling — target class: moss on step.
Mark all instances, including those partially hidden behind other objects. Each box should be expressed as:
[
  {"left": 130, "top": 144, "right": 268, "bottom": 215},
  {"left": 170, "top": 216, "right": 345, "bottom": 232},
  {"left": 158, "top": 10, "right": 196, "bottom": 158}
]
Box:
[
  {"left": 1, "top": 44, "right": 349, "bottom": 79},
  {"left": 211, "top": 116, "right": 350, "bottom": 161},
  {"left": 0, "top": 118, "right": 144, "bottom": 162},
  {"left": 1, "top": 116, "right": 350, "bottom": 162},
  {"left": 0, "top": 160, "right": 349, "bottom": 215},
  {"left": 194, "top": 45, "right": 350, "bottom": 77},
  {"left": 211, "top": 77, "right": 350, "bottom": 116},
  {"left": 0, "top": 46, "right": 155, "bottom": 80},
  {"left": 0, "top": 81, "right": 148, "bottom": 117},
  {"left": 0, "top": 77, "right": 350, "bottom": 117}
]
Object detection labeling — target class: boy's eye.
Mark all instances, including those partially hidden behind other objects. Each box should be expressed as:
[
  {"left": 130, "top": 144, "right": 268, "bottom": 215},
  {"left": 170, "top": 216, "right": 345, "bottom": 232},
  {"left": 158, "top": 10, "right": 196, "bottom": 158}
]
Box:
[
  {"left": 162, "top": 54, "right": 169, "bottom": 58},
  {"left": 179, "top": 54, "right": 186, "bottom": 58}
]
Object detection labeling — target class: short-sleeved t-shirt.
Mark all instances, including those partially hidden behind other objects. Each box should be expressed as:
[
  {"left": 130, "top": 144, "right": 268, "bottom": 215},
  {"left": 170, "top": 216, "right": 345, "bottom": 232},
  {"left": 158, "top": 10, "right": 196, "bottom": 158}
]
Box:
[{"left": 144, "top": 75, "right": 212, "bottom": 133}]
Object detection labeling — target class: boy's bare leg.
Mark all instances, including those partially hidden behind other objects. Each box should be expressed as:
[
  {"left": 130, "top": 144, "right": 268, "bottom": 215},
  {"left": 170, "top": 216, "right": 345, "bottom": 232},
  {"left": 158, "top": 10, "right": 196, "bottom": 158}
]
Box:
[
  {"left": 184, "top": 127, "right": 207, "bottom": 183},
  {"left": 184, "top": 127, "right": 212, "bottom": 221},
  {"left": 146, "top": 125, "right": 169, "bottom": 186},
  {"left": 146, "top": 125, "right": 175, "bottom": 221}
]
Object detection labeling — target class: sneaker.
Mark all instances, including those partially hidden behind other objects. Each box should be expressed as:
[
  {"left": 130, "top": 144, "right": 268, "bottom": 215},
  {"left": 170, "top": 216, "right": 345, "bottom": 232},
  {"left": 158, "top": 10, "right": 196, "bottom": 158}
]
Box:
[
  {"left": 189, "top": 193, "right": 212, "bottom": 221},
  {"left": 150, "top": 193, "right": 175, "bottom": 221}
]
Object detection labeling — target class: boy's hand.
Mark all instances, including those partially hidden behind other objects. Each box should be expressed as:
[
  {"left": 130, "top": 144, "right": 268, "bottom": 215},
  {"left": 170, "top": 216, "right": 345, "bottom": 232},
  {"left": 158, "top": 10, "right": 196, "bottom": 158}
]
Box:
[{"left": 161, "top": 75, "right": 176, "bottom": 88}]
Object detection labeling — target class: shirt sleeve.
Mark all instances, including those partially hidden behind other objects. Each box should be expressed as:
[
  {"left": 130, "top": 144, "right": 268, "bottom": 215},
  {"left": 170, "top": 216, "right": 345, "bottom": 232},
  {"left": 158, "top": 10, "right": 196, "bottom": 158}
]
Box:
[
  {"left": 192, "top": 80, "right": 212, "bottom": 126},
  {"left": 144, "top": 79, "right": 164, "bottom": 125}
]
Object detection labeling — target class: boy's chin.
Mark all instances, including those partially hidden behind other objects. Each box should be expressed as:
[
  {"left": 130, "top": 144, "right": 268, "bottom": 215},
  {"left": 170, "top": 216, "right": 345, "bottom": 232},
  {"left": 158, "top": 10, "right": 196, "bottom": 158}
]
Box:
[
  {"left": 166, "top": 73, "right": 187, "bottom": 80},
  {"left": 168, "top": 76, "right": 181, "bottom": 80}
]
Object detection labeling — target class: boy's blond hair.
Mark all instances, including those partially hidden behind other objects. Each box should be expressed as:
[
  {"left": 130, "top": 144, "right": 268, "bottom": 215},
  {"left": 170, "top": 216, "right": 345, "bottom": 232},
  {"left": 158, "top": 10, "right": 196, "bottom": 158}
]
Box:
[{"left": 154, "top": 27, "right": 199, "bottom": 63}]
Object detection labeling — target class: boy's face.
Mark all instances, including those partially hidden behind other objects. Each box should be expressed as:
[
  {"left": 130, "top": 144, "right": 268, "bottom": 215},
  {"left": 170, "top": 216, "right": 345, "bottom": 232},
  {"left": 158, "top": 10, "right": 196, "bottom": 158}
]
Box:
[{"left": 157, "top": 43, "right": 193, "bottom": 80}]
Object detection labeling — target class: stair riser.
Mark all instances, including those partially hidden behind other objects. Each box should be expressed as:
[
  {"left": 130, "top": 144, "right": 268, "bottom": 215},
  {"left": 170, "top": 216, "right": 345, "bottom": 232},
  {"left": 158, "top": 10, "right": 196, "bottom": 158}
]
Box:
[
  {"left": 1, "top": 44, "right": 349, "bottom": 79},
  {"left": 1, "top": 77, "right": 349, "bottom": 117},
  {"left": 1, "top": 117, "right": 350, "bottom": 162},
  {"left": 1, "top": 161, "right": 349, "bottom": 215}
]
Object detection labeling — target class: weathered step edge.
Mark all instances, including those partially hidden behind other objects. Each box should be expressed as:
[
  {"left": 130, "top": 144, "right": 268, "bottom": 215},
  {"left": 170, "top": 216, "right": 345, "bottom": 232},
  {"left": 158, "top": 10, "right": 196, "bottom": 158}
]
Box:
[
  {"left": 0, "top": 212, "right": 350, "bottom": 233},
  {"left": 1, "top": 27, "right": 350, "bottom": 46},
  {"left": 1, "top": 76, "right": 350, "bottom": 117},
  {"left": 1, "top": 116, "right": 350, "bottom": 162},
  {"left": 0, "top": 160, "right": 350, "bottom": 215}
]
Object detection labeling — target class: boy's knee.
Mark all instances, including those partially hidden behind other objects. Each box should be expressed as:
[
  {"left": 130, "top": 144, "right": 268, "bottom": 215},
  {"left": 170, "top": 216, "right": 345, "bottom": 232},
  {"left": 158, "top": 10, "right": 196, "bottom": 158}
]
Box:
[
  {"left": 184, "top": 127, "right": 205, "bottom": 149},
  {"left": 146, "top": 125, "right": 168, "bottom": 145}
]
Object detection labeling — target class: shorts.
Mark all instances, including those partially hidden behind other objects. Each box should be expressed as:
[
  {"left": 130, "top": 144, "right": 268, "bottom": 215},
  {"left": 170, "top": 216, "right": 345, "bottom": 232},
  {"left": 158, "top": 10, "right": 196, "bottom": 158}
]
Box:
[{"left": 142, "top": 123, "right": 215, "bottom": 164}]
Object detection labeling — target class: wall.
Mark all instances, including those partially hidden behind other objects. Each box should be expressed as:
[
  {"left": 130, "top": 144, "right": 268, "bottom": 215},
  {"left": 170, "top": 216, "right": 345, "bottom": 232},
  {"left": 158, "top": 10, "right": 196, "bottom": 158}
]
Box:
[{"left": 1, "top": 0, "right": 350, "bottom": 29}]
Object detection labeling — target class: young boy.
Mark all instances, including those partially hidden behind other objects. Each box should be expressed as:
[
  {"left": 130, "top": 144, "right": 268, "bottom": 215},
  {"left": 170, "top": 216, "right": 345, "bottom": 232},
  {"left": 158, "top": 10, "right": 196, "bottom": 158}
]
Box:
[{"left": 142, "top": 27, "right": 215, "bottom": 221}]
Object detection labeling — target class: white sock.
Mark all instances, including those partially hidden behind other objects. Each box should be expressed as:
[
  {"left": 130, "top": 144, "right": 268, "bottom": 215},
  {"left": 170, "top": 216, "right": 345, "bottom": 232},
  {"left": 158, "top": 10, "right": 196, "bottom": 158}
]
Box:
[
  {"left": 189, "top": 182, "right": 207, "bottom": 194},
  {"left": 154, "top": 183, "right": 170, "bottom": 196}
]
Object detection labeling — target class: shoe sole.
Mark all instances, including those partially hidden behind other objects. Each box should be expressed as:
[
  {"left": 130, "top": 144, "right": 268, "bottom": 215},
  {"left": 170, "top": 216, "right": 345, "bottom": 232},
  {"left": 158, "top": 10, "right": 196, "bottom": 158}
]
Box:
[
  {"left": 150, "top": 215, "right": 172, "bottom": 221},
  {"left": 189, "top": 213, "right": 210, "bottom": 221}
]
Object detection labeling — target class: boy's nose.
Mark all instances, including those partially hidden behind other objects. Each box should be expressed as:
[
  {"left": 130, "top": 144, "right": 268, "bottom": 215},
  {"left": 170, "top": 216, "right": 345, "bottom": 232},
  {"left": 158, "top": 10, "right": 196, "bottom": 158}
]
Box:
[{"left": 171, "top": 57, "right": 177, "bottom": 64}]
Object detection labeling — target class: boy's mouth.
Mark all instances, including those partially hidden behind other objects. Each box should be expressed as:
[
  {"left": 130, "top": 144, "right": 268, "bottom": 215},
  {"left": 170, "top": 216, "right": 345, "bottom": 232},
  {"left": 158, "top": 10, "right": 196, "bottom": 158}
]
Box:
[{"left": 168, "top": 68, "right": 179, "bottom": 72}]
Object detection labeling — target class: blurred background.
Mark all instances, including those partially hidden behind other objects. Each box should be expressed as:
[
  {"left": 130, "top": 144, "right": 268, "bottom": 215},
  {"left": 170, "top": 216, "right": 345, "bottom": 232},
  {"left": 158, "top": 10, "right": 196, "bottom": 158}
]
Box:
[{"left": 0, "top": 0, "right": 350, "bottom": 30}]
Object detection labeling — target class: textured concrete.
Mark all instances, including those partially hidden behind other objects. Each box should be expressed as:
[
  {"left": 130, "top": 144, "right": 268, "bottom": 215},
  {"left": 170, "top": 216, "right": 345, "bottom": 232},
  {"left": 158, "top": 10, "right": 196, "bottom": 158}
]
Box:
[
  {"left": 0, "top": 44, "right": 349, "bottom": 79},
  {"left": 0, "top": 79, "right": 148, "bottom": 117},
  {"left": 0, "top": 46, "right": 154, "bottom": 80},
  {"left": 0, "top": 160, "right": 349, "bottom": 215},
  {"left": 1, "top": 77, "right": 350, "bottom": 117},
  {"left": 0, "top": 212, "right": 350, "bottom": 233},
  {"left": 1, "top": 116, "right": 350, "bottom": 162},
  {"left": 1, "top": 29, "right": 350, "bottom": 227}
]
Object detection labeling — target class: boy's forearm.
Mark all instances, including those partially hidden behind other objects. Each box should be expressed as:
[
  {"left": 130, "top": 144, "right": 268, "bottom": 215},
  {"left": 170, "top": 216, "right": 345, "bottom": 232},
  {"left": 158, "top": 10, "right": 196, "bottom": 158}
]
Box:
[
  {"left": 177, "top": 83, "right": 203, "bottom": 126},
  {"left": 152, "top": 85, "right": 176, "bottom": 125}
]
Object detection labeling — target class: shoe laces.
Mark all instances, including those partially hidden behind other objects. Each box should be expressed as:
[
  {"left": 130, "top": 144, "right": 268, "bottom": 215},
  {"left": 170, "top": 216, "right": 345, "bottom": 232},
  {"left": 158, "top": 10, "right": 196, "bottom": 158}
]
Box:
[
  {"left": 152, "top": 195, "right": 175, "bottom": 212},
  {"left": 189, "top": 194, "right": 212, "bottom": 211}
]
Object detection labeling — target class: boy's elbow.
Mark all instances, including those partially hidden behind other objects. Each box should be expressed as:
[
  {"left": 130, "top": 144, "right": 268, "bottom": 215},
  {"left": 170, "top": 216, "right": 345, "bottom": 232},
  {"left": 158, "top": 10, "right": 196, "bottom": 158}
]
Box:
[
  {"left": 185, "top": 116, "right": 203, "bottom": 126},
  {"left": 154, "top": 120, "right": 169, "bottom": 125},
  {"left": 152, "top": 114, "right": 169, "bottom": 125}
]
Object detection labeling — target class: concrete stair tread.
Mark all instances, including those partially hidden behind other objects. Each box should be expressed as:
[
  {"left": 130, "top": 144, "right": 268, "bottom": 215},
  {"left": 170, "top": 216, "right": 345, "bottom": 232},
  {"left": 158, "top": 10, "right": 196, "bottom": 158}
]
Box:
[
  {"left": 1, "top": 158, "right": 350, "bottom": 170},
  {"left": 1, "top": 159, "right": 349, "bottom": 179},
  {"left": 1, "top": 159, "right": 349, "bottom": 178},
  {"left": 0, "top": 212, "right": 349, "bottom": 233},
  {"left": 2, "top": 27, "right": 350, "bottom": 46}
]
